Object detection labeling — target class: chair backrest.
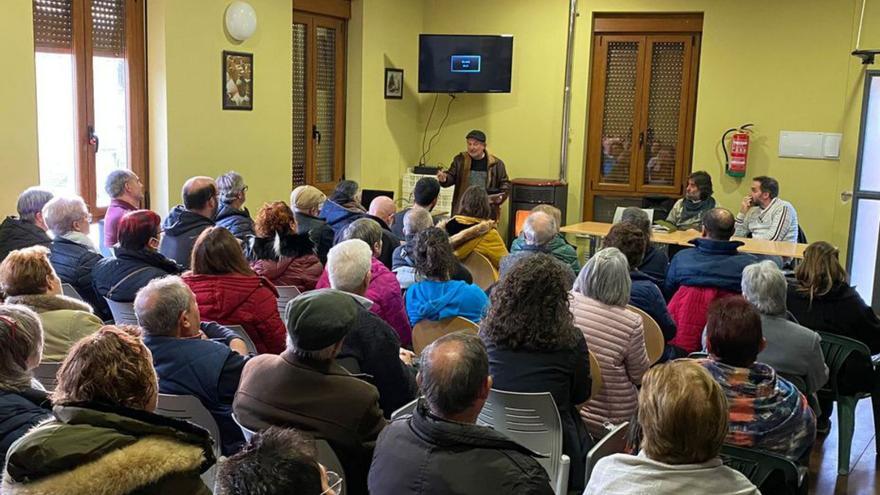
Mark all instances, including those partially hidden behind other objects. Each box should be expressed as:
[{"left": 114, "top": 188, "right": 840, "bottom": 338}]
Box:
[
  {"left": 612, "top": 207, "right": 654, "bottom": 224},
  {"left": 588, "top": 350, "right": 603, "bottom": 398},
  {"left": 232, "top": 412, "right": 256, "bottom": 442},
  {"left": 391, "top": 398, "right": 419, "bottom": 420},
  {"left": 34, "top": 362, "right": 61, "bottom": 391},
  {"left": 626, "top": 305, "right": 664, "bottom": 364},
  {"left": 720, "top": 444, "right": 803, "bottom": 494},
  {"left": 97, "top": 219, "right": 113, "bottom": 258},
  {"left": 585, "top": 421, "right": 630, "bottom": 486},
  {"left": 315, "top": 439, "right": 347, "bottom": 495},
  {"left": 225, "top": 325, "right": 257, "bottom": 354},
  {"left": 462, "top": 252, "right": 497, "bottom": 290},
  {"left": 337, "top": 356, "right": 361, "bottom": 374},
  {"left": 478, "top": 389, "right": 564, "bottom": 490},
  {"left": 61, "top": 283, "right": 83, "bottom": 301},
  {"left": 275, "top": 285, "right": 302, "bottom": 320},
  {"left": 155, "top": 394, "right": 221, "bottom": 488},
  {"left": 104, "top": 298, "right": 138, "bottom": 325},
  {"left": 816, "top": 331, "right": 870, "bottom": 397},
  {"left": 412, "top": 316, "right": 479, "bottom": 354}
]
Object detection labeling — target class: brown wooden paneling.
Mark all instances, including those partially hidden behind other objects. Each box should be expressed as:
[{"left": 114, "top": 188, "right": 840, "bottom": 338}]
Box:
[
  {"left": 593, "top": 13, "right": 703, "bottom": 33},
  {"left": 294, "top": 0, "right": 350, "bottom": 20}
]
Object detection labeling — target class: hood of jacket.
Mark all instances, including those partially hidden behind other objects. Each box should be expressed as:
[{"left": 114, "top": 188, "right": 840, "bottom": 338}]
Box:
[
  {"left": 690, "top": 237, "right": 745, "bottom": 255},
  {"left": 630, "top": 270, "right": 660, "bottom": 285},
  {"left": 183, "top": 273, "right": 278, "bottom": 319},
  {"left": 162, "top": 205, "right": 215, "bottom": 237},
  {"left": 113, "top": 246, "right": 183, "bottom": 273},
  {"left": 5, "top": 294, "right": 93, "bottom": 314},
  {"left": 319, "top": 200, "right": 365, "bottom": 229},
  {"left": 246, "top": 232, "right": 315, "bottom": 262},
  {"left": 442, "top": 216, "right": 495, "bottom": 250},
  {"left": 215, "top": 204, "right": 250, "bottom": 223},
  {"left": 405, "top": 280, "right": 473, "bottom": 322},
  {"left": 0, "top": 217, "right": 51, "bottom": 255},
  {"left": 3, "top": 402, "right": 213, "bottom": 494}
]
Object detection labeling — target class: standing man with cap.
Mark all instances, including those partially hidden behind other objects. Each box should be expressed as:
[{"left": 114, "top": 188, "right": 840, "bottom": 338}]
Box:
[
  {"left": 437, "top": 130, "right": 511, "bottom": 219},
  {"left": 233, "top": 288, "right": 385, "bottom": 495}
]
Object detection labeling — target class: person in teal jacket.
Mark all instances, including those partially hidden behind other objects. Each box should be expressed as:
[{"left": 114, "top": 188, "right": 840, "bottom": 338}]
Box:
[
  {"left": 509, "top": 204, "right": 579, "bottom": 274},
  {"left": 405, "top": 227, "right": 489, "bottom": 326}
]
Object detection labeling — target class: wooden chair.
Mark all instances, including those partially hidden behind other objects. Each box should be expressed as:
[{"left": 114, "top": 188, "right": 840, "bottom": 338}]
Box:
[
  {"left": 588, "top": 350, "right": 603, "bottom": 398},
  {"left": 626, "top": 305, "right": 665, "bottom": 364},
  {"left": 462, "top": 252, "right": 497, "bottom": 290},
  {"left": 412, "top": 316, "right": 478, "bottom": 354}
]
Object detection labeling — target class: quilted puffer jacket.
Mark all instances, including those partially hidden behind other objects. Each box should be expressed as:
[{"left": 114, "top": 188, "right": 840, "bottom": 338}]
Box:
[
  {"left": 245, "top": 232, "right": 322, "bottom": 292},
  {"left": 667, "top": 286, "right": 739, "bottom": 353}
]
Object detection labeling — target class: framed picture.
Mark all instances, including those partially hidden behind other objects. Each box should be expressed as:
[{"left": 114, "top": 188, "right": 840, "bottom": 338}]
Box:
[
  {"left": 223, "top": 51, "right": 253, "bottom": 110},
  {"left": 385, "top": 68, "right": 403, "bottom": 99}
]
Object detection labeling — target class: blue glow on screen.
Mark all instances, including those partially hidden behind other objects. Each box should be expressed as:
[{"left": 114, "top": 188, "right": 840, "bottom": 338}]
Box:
[{"left": 451, "top": 55, "right": 481, "bottom": 73}]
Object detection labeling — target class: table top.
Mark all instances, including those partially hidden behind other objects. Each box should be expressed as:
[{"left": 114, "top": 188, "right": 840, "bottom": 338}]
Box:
[{"left": 561, "top": 221, "right": 808, "bottom": 259}]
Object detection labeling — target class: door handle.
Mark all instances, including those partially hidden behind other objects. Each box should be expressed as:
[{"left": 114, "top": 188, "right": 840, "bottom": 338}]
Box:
[
  {"left": 312, "top": 125, "right": 322, "bottom": 145},
  {"left": 88, "top": 125, "right": 99, "bottom": 152}
]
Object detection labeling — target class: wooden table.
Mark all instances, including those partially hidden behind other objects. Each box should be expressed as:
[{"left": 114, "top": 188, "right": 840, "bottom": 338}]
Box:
[{"left": 561, "top": 221, "right": 808, "bottom": 259}]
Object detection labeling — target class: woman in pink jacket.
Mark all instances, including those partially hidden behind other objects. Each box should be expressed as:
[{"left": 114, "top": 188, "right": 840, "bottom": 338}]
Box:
[{"left": 571, "top": 247, "right": 650, "bottom": 438}]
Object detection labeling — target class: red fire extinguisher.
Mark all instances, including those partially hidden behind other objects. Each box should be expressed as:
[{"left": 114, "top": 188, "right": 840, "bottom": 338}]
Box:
[{"left": 722, "top": 123, "right": 754, "bottom": 178}]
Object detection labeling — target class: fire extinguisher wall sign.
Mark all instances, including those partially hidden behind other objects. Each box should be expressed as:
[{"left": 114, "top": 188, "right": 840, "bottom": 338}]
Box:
[{"left": 723, "top": 124, "right": 754, "bottom": 178}]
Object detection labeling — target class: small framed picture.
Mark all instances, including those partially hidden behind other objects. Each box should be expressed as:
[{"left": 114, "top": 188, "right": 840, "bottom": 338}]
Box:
[
  {"left": 385, "top": 68, "right": 403, "bottom": 99},
  {"left": 223, "top": 51, "right": 253, "bottom": 110}
]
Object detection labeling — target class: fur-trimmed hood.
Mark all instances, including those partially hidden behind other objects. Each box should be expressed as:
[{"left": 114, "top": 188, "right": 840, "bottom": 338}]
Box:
[
  {"left": 439, "top": 216, "right": 495, "bottom": 250},
  {"left": 5, "top": 293, "right": 93, "bottom": 314},
  {"left": 245, "top": 231, "right": 316, "bottom": 262}
]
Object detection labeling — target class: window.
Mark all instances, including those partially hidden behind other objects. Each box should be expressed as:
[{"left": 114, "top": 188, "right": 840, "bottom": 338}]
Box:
[
  {"left": 293, "top": 0, "right": 348, "bottom": 195},
  {"left": 583, "top": 14, "right": 702, "bottom": 221},
  {"left": 33, "top": 0, "right": 147, "bottom": 216}
]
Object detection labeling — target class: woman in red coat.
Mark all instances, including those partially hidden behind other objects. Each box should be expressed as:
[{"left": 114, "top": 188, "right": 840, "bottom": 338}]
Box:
[
  {"left": 245, "top": 201, "right": 323, "bottom": 292},
  {"left": 184, "top": 227, "right": 286, "bottom": 354}
]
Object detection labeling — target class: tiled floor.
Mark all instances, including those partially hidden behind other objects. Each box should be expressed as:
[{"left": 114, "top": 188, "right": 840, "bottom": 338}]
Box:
[{"left": 809, "top": 400, "right": 878, "bottom": 494}]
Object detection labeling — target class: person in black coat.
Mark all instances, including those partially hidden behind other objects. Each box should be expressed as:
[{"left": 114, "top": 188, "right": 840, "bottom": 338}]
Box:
[
  {"left": 42, "top": 196, "right": 112, "bottom": 321},
  {"left": 159, "top": 177, "right": 217, "bottom": 269},
  {"left": 479, "top": 254, "right": 591, "bottom": 491},
  {"left": 291, "top": 185, "right": 335, "bottom": 265},
  {"left": 215, "top": 171, "right": 255, "bottom": 242},
  {"left": 0, "top": 305, "right": 53, "bottom": 460},
  {"left": 369, "top": 332, "right": 552, "bottom": 495},
  {"left": 93, "top": 210, "right": 183, "bottom": 303},
  {"left": 0, "top": 187, "right": 54, "bottom": 262},
  {"left": 620, "top": 206, "right": 669, "bottom": 284}
]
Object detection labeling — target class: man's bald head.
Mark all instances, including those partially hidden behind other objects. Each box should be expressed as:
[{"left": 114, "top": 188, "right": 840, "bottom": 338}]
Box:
[
  {"left": 369, "top": 196, "right": 396, "bottom": 226},
  {"left": 702, "top": 208, "right": 735, "bottom": 241},
  {"left": 417, "top": 333, "right": 489, "bottom": 420},
  {"left": 522, "top": 211, "right": 558, "bottom": 247},
  {"left": 182, "top": 176, "right": 218, "bottom": 217}
]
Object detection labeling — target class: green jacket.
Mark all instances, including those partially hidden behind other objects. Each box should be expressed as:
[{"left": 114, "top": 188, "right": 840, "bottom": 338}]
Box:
[
  {"left": 2, "top": 403, "right": 214, "bottom": 495},
  {"left": 4, "top": 294, "right": 102, "bottom": 362},
  {"left": 510, "top": 233, "right": 580, "bottom": 274}
]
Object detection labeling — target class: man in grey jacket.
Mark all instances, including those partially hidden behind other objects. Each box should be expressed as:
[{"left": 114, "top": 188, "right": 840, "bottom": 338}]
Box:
[{"left": 735, "top": 176, "right": 799, "bottom": 242}]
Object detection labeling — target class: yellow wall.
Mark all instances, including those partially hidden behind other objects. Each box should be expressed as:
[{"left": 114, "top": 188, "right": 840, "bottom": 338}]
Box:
[{"left": 0, "top": 0, "right": 39, "bottom": 216}]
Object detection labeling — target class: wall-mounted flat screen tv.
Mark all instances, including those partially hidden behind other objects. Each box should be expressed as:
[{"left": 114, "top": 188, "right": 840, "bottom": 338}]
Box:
[{"left": 418, "top": 34, "right": 513, "bottom": 93}]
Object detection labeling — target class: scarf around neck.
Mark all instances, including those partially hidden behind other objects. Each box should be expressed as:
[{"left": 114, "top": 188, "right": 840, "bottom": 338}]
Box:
[{"left": 680, "top": 196, "right": 716, "bottom": 224}]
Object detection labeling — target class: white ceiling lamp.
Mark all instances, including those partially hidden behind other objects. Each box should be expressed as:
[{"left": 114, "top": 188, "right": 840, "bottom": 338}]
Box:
[{"left": 225, "top": 1, "right": 257, "bottom": 41}]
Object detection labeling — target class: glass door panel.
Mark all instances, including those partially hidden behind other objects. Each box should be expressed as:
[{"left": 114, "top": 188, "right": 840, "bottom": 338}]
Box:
[
  {"left": 598, "top": 38, "right": 642, "bottom": 187},
  {"left": 642, "top": 39, "right": 687, "bottom": 188}
]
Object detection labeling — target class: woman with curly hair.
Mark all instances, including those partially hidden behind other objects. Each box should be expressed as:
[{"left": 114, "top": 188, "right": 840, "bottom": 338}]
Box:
[
  {"left": 443, "top": 186, "right": 508, "bottom": 270},
  {"left": 245, "top": 201, "right": 323, "bottom": 292},
  {"left": 405, "top": 227, "right": 488, "bottom": 326},
  {"left": 480, "top": 253, "right": 591, "bottom": 491}
]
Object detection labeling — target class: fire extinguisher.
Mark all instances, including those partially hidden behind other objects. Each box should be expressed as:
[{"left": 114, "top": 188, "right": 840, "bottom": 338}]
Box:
[{"left": 722, "top": 123, "right": 754, "bottom": 178}]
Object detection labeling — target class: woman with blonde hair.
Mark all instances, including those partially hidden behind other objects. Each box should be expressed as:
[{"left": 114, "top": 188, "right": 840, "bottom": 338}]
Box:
[
  {"left": 245, "top": 201, "right": 322, "bottom": 292},
  {"left": 2, "top": 326, "right": 215, "bottom": 494}
]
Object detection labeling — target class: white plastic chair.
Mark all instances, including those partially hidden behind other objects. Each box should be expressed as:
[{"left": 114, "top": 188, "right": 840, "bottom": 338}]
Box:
[
  {"left": 155, "top": 394, "right": 221, "bottom": 488},
  {"left": 612, "top": 206, "right": 654, "bottom": 224},
  {"left": 104, "top": 298, "right": 138, "bottom": 325},
  {"left": 61, "top": 283, "right": 83, "bottom": 301},
  {"left": 584, "top": 421, "right": 630, "bottom": 486},
  {"left": 478, "top": 389, "right": 569, "bottom": 495},
  {"left": 34, "top": 362, "right": 61, "bottom": 391},
  {"left": 316, "top": 439, "right": 347, "bottom": 495},
  {"left": 275, "top": 286, "right": 302, "bottom": 320},
  {"left": 225, "top": 325, "right": 257, "bottom": 354},
  {"left": 232, "top": 412, "right": 256, "bottom": 442},
  {"left": 391, "top": 398, "right": 419, "bottom": 420}
]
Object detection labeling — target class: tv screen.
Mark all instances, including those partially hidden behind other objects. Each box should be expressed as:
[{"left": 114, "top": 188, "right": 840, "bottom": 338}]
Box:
[{"left": 419, "top": 34, "right": 513, "bottom": 93}]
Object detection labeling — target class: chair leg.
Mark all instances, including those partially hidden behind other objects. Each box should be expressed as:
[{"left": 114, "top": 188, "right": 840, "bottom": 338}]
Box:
[
  {"left": 555, "top": 454, "right": 570, "bottom": 495},
  {"left": 871, "top": 369, "right": 880, "bottom": 455},
  {"left": 837, "top": 396, "right": 857, "bottom": 475}
]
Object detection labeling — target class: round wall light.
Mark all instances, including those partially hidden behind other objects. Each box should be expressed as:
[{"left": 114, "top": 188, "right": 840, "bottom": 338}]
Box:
[{"left": 225, "top": 1, "right": 257, "bottom": 41}]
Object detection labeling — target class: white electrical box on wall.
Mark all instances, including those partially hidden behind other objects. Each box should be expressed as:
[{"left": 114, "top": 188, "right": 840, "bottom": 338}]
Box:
[{"left": 778, "top": 131, "right": 842, "bottom": 160}]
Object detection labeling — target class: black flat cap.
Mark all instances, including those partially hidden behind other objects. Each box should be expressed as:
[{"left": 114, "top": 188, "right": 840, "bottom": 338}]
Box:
[
  {"left": 285, "top": 289, "right": 358, "bottom": 351},
  {"left": 465, "top": 130, "right": 486, "bottom": 143}
]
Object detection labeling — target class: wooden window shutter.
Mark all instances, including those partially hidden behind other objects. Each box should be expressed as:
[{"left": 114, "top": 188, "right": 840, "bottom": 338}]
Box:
[
  {"left": 33, "top": 0, "right": 74, "bottom": 52},
  {"left": 91, "top": 0, "right": 126, "bottom": 57}
]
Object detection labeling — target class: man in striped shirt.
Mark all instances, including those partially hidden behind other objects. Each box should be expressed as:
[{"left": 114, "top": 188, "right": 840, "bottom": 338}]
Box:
[{"left": 734, "top": 176, "right": 799, "bottom": 243}]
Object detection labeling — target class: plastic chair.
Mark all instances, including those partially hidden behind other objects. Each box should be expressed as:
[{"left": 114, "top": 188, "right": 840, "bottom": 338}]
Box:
[
  {"left": 815, "top": 331, "right": 880, "bottom": 475},
  {"left": 588, "top": 351, "right": 603, "bottom": 398},
  {"left": 462, "top": 252, "right": 497, "bottom": 290},
  {"left": 626, "top": 305, "right": 664, "bottom": 364},
  {"left": 61, "top": 283, "right": 84, "bottom": 301},
  {"left": 225, "top": 325, "right": 257, "bottom": 354},
  {"left": 412, "top": 316, "right": 479, "bottom": 354},
  {"left": 34, "top": 362, "right": 61, "bottom": 391},
  {"left": 584, "top": 421, "right": 629, "bottom": 486},
  {"left": 391, "top": 398, "right": 419, "bottom": 420},
  {"left": 275, "top": 285, "right": 302, "bottom": 320},
  {"left": 104, "top": 298, "right": 138, "bottom": 325},
  {"left": 612, "top": 206, "right": 654, "bottom": 224},
  {"left": 155, "top": 394, "right": 221, "bottom": 488},
  {"left": 720, "top": 444, "right": 806, "bottom": 494},
  {"left": 97, "top": 219, "right": 112, "bottom": 258},
  {"left": 688, "top": 351, "right": 708, "bottom": 359},
  {"left": 232, "top": 413, "right": 256, "bottom": 442},
  {"left": 316, "top": 439, "right": 347, "bottom": 495},
  {"left": 478, "top": 389, "right": 569, "bottom": 495}
]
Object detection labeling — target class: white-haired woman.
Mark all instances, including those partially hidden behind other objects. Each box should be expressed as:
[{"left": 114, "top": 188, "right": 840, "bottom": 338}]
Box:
[
  {"left": 43, "top": 195, "right": 111, "bottom": 321},
  {"left": 571, "top": 247, "right": 650, "bottom": 438},
  {"left": 215, "top": 171, "right": 254, "bottom": 241}
]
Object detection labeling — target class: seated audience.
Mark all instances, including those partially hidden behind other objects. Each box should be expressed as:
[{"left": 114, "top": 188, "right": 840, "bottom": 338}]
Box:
[
  {"left": 216, "top": 426, "right": 339, "bottom": 495},
  {"left": 365, "top": 196, "right": 403, "bottom": 270},
  {"left": 443, "top": 185, "right": 508, "bottom": 270},
  {"left": 392, "top": 208, "right": 471, "bottom": 289},
  {"left": 500, "top": 211, "right": 572, "bottom": 278},
  {"left": 321, "top": 181, "right": 399, "bottom": 269},
  {"left": 665, "top": 208, "right": 757, "bottom": 353},
  {"left": 603, "top": 222, "right": 678, "bottom": 357},
  {"left": 735, "top": 175, "right": 799, "bottom": 242},
  {"left": 741, "top": 260, "right": 828, "bottom": 395},
  {"left": 159, "top": 176, "right": 217, "bottom": 268},
  {"left": 103, "top": 170, "right": 143, "bottom": 248},
  {"left": 184, "top": 227, "right": 286, "bottom": 354},
  {"left": 571, "top": 247, "right": 650, "bottom": 437},
  {"left": 234, "top": 289, "right": 385, "bottom": 495},
  {"left": 329, "top": 179, "right": 366, "bottom": 213},
  {"left": 215, "top": 171, "right": 255, "bottom": 241},
  {"left": 291, "top": 185, "right": 334, "bottom": 265},
  {"left": 620, "top": 206, "right": 668, "bottom": 283},
  {"left": 135, "top": 276, "right": 251, "bottom": 455},
  {"left": 44, "top": 195, "right": 111, "bottom": 321},
  {"left": 316, "top": 218, "right": 411, "bottom": 346},
  {"left": 0, "top": 187, "right": 53, "bottom": 261},
  {"left": 391, "top": 176, "right": 441, "bottom": 238},
  {"left": 0, "top": 305, "right": 52, "bottom": 460},
  {"left": 481, "top": 254, "right": 590, "bottom": 490},
  {"left": 2, "top": 326, "right": 215, "bottom": 494},
  {"left": 665, "top": 171, "right": 716, "bottom": 230},
  {"left": 326, "top": 239, "right": 417, "bottom": 415},
  {"left": 369, "top": 333, "right": 552, "bottom": 495},
  {"left": 93, "top": 210, "right": 183, "bottom": 302},
  {"left": 585, "top": 360, "right": 758, "bottom": 495},
  {"left": 245, "top": 201, "right": 322, "bottom": 292},
  {"left": 698, "top": 297, "right": 816, "bottom": 461},
  {"left": 510, "top": 204, "right": 579, "bottom": 273},
  {"left": 0, "top": 246, "right": 102, "bottom": 361},
  {"left": 406, "top": 227, "right": 489, "bottom": 326}
]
